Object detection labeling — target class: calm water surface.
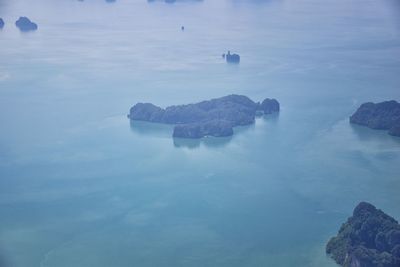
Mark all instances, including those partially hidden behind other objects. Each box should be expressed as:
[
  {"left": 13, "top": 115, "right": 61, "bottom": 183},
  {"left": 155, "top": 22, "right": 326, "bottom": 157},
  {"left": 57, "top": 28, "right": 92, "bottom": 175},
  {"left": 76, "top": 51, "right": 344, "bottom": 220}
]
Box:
[{"left": 0, "top": 0, "right": 400, "bottom": 266}]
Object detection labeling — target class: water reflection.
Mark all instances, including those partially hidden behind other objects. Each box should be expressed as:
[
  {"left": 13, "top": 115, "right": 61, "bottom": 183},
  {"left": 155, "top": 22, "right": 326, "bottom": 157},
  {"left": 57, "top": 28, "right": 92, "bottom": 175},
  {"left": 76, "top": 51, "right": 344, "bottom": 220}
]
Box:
[
  {"left": 231, "top": 0, "right": 279, "bottom": 4},
  {"left": 259, "top": 112, "right": 280, "bottom": 124},
  {"left": 349, "top": 122, "right": 400, "bottom": 144},
  {"left": 147, "top": 0, "right": 204, "bottom": 4},
  {"left": 129, "top": 117, "right": 277, "bottom": 149},
  {"left": 229, "top": 0, "right": 283, "bottom": 8},
  {"left": 129, "top": 120, "right": 173, "bottom": 138},
  {"left": 173, "top": 135, "right": 233, "bottom": 149}
]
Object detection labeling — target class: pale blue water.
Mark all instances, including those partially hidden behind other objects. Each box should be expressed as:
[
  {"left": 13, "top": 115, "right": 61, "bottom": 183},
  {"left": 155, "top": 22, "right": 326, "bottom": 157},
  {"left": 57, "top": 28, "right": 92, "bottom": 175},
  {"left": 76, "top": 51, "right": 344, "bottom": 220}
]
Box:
[{"left": 1, "top": 0, "right": 400, "bottom": 266}]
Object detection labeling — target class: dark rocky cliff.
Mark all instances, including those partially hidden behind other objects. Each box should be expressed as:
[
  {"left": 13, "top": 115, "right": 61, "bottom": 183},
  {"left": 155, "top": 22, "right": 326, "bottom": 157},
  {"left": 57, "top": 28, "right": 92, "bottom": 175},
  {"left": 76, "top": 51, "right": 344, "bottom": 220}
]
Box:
[
  {"left": 350, "top": 100, "right": 400, "bottom": 137},
  {"left": 327, "top": 202, "right": 400, "bottom": 267}
]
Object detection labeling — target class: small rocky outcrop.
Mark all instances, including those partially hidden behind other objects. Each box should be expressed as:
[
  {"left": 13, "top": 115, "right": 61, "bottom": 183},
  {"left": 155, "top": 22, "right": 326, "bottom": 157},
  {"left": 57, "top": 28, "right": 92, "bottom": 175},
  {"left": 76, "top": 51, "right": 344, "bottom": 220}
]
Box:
[
  {"left": 128, "top": 94, "right": 280, "bottom": 138},
  {"left": 129, "top": 103, "right": 164, "bottom": 122},
  {"left": 0, "top": 18, "right": 4, "bottom": 29},
  {"left": 326, "top": 202, "right": 400, "bottom": 267},
  {"left": 224, "top": 51, "right": 240, "bottom": 64},
  {"left": 259, "top": 98, "right": 280, "bottom": 114},
  {"left": 15, "top": 17, "right": 38, "bottom": 32},
  {"left": 350, "top": 100, "right": 400, "bottom": 137}
]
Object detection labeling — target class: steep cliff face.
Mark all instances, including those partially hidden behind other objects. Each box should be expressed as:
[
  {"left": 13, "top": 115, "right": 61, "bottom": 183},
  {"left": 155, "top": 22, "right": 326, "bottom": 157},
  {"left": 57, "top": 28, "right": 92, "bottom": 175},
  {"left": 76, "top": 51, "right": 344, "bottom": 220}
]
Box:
[
  {"left": 350, "top": 100, "right": 400, "bottom": 137},
  {"left": 128, "top": 94, "right": 280, "bottom": 138},
  {"left": 327, "top": 202, "right": 400, "bottom": 267}
]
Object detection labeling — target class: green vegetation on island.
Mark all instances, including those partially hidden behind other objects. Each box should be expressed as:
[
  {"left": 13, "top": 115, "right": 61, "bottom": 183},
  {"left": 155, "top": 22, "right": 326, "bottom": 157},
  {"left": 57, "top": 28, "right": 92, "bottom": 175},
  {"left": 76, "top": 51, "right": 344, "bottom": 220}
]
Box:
[
  {"left": 327, "top": 202, "right": 400, "bottom": 267},
  {"left": 350, "top": 100, "right": 400, "bottom": 137},
  {"left": 128, "top": 94, "right": 279, "bottom": 138}
]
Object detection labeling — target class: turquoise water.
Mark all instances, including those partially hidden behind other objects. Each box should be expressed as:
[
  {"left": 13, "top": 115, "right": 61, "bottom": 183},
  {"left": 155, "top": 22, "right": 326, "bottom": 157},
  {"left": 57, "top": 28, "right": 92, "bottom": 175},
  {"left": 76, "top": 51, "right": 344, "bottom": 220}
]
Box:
[{"left": 1, "top": 0, "right": 400, "bottom": 266}]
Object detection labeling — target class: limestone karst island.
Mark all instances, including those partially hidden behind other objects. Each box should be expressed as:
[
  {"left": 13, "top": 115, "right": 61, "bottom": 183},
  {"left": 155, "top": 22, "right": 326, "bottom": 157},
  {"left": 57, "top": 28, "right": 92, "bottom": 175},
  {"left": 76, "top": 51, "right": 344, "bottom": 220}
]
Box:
[{"left": 128, "top": 95, "right": 279, "bottom": 138}]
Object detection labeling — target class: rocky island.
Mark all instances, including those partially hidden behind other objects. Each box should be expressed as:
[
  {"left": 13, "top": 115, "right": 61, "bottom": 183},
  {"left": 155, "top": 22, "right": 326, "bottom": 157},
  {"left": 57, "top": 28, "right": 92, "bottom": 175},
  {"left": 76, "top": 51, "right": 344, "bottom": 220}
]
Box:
[
  {"left": 0, "top": 18, "right": 4, "bottom": 29},
  {"left": 326, "top": 202, "right": 400, "bottom": 267},
  {"left": 15, "top": 17, "right": 38, "bottom": 32},
  {"left": 128, "top": 94, "right": 280, "bottom": 138},
  {"left": 223, "top": 51, "right": 240, "bottom": 64},
  {"left": 350, "top": 100, "right": 400, "bottom": 137}
]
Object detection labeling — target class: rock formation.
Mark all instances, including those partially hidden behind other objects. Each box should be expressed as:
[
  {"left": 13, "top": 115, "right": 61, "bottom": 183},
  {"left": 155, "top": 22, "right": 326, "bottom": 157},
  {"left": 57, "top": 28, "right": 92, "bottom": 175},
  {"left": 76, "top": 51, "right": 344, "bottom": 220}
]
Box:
[
  {"left": 260, "top": 98, "right": 280, "bottom": 114},
  {"left": 128, "top": 94, "right": 280, "bottom": 138},
  {"left": 350, "top": 100, "right": 400, "bottom": 137},
  {"left": 225, "top": 51, "right": 240, "bottom": 64},
  {"left": 15, "top": 17, "right": 38, "bottom": 32},
  {"left": 0, "top": 18, "right": 4, "bottom": 29},
  {"left": 327, "top": 202, "right": 400, "bottom": 267}
]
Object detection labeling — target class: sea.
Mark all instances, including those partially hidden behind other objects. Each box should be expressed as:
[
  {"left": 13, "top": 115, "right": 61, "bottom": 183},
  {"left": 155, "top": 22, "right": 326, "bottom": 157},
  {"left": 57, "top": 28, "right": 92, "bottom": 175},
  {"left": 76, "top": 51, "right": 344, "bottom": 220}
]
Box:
[{"left": 0, "top": 0, "right": 400, "bottom": 266}]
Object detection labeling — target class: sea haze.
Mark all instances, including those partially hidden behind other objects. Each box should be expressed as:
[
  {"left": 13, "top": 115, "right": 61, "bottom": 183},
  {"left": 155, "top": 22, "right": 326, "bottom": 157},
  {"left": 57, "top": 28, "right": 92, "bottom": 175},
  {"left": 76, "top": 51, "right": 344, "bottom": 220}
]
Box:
[{"left": 0, "top": 0, "right": 400, "bottom": 266}]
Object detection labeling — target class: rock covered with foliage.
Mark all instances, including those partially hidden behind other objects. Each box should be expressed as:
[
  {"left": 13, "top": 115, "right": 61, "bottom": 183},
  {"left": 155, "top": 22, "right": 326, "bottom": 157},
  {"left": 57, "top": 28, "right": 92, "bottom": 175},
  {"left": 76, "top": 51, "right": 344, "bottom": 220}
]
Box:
[
  {"left": 350, "top": 100, "right": 400, "bottom": 137},
  {"left": 128, "top": 94, "right": 280, "bottom": 138},
  {"left": 260, "top": 98, "right": 280, "bottom": 114},
  {"left": 326, "top": 202, "right": 400, "bottom": 267}
]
